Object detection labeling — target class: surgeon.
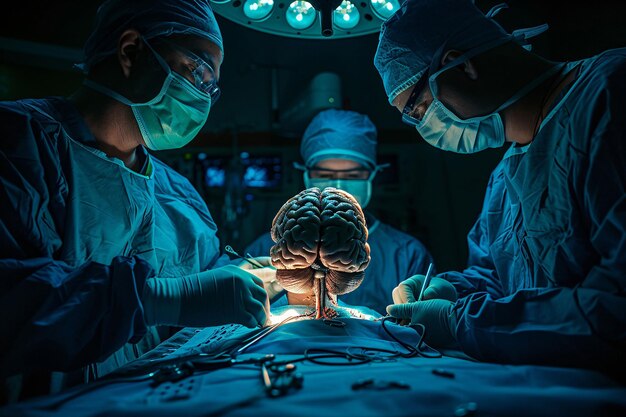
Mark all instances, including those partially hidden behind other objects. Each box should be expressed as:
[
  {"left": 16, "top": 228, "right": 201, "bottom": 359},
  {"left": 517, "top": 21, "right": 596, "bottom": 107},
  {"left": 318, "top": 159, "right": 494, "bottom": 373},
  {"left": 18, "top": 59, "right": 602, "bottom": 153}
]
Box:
[
  {"left": 245, "top": 109, "right": 436, "bottom": 315},
  {"left": 375, "top": 0, "right": 626, "bottom": 368},
  {"left": 0, "top": 0, "right": 269, "bottom": 402}
]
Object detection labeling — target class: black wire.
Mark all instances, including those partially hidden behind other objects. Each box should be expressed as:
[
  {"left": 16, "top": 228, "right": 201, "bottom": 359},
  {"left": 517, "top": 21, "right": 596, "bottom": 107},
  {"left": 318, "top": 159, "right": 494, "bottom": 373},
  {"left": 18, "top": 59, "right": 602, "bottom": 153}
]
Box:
[
  {"left": 345, "top": 347, "right": 403, "bottom": 362},
  {"left": 380, "top": 317, "right": 419, "bottom": 358},
  {"left": 303, "top": 349, "right": 371, "bottom": 366},
  {"left": 381, "top": 317, "right": 442, "bottom": 359}
]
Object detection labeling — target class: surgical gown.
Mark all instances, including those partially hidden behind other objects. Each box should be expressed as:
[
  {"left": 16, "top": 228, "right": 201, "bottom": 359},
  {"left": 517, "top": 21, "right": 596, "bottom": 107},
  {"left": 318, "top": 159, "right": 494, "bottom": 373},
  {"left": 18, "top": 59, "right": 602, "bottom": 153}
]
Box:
[
  {"left": 439, "top": 49, "right": 626, "bottom": 368},
  {"left": 0, "top": 97, "right": 229, "bottom": 397},
  {"left": 245, "top": 213, "right": 435, "bottom": 315}
]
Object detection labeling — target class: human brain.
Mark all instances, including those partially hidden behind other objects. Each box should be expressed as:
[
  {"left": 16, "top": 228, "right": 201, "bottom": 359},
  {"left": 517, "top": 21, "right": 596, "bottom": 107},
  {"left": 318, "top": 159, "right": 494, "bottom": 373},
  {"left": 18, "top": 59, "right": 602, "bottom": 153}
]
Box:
[{"left": 270, "top": 187, "right": 371, "bottom": 296}]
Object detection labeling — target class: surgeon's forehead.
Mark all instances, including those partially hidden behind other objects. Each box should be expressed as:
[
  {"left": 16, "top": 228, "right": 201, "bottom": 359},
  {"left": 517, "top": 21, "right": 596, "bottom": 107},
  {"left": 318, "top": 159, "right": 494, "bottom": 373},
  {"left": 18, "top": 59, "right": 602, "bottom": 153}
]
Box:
[
  {"left": 392, "top": 86, "right": 415, "bottom": 112},
  {"left": 314, "top": 159, "right": 367, "bottom": 170}
]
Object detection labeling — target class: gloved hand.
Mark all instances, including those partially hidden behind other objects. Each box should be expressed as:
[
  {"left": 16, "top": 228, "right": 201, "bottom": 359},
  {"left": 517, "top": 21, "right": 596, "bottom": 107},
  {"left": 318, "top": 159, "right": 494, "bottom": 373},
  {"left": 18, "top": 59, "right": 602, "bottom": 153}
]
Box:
[
  {"left": 142, "top": 265, "right": 270, "bottom": 328},
  {"left": 238, "top": 256, "right": 284, "bottom": 302},
  {"left": 386, "top": 299, "right": 457, "bottom": 347},
  {"left": 392, "top": 275, "right": 458, "bottom": 304}
]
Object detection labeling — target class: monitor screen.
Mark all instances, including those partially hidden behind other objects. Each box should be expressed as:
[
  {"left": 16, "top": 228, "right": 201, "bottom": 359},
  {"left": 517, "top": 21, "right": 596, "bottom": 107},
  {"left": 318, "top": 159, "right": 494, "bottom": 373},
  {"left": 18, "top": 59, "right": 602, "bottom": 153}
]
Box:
[
  {"left": 203, "top": 157, "right": 227, "bottom": 187},
  {"left": 202, "top": 154, "right": 282, "bottom": 189},
  {"left": 243, "top": 156, "right": 282, "bottom": 188}
]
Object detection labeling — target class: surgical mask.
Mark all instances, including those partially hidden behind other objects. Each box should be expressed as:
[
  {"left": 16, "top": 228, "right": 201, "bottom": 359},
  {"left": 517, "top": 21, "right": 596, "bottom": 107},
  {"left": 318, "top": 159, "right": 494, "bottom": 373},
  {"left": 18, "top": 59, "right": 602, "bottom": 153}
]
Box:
[
  {"left": 84, "top": 39, "right": 212, "bottom": 151},
  {"left": 403, "top": 37, "right": 565, "bottom": 154},
  {"left": 305, "top": 177, "right": 372, "bottom": 208}
]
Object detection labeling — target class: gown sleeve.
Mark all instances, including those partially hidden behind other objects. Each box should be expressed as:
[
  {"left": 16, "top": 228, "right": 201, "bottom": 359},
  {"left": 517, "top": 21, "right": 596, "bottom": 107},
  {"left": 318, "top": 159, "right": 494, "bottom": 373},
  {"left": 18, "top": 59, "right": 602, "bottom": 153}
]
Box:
[
  {"left": 438, "top": 169, "right": 506, "bottom": 300},
  {"left": 451, "top": 60, "right": 626, "bottom": 369},
  {"left": 0, "top": 103, "right": 154, "bottom": 376}
]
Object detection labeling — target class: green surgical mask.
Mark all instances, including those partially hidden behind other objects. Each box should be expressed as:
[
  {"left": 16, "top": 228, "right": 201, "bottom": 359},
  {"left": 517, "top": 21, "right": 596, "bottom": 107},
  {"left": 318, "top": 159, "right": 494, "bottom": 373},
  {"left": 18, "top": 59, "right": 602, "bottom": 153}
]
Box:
[{"left": 85, "top": 38, "right": 212, "bottom": 151}]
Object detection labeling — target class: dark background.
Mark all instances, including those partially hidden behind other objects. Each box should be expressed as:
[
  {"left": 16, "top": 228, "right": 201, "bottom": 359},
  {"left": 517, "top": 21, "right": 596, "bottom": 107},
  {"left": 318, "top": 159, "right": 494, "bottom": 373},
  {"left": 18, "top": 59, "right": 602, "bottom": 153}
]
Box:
[{"left": 2, "top": 0, "right": 625, "bottom": 271}]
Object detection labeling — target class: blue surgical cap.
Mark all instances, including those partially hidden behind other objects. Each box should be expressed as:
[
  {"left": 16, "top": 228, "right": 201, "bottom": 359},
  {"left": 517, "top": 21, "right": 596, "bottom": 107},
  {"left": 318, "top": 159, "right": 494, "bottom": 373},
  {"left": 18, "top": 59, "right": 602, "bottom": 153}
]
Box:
[
  {"left": 301, "top": 109, "right": 378, "bottom": 169},
  {"left": 374, "top": 0, "right": 511, "bottom": 104},
  {"left": 80, "top": 0, "right": 223, "bottom": 72}
]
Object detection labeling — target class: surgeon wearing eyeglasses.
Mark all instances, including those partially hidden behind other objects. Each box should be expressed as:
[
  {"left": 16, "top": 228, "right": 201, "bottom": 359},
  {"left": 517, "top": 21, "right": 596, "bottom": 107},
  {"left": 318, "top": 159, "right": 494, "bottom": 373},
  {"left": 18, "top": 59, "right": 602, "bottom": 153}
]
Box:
[
  {"left": 374, "top": 0, "right": 626, "bottom": 368},
  {"left": 0, "top": 0, "right": 269, "bottom": 401},
  {"left": 245, "top": 109, "right": 438, "bottom": 315}
]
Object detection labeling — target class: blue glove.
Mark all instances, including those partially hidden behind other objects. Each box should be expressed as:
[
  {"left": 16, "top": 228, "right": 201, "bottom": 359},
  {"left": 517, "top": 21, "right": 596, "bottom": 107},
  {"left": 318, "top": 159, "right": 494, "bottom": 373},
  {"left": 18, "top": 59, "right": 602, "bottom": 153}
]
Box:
[
  {"left": 391, "top": 275, "right": 458, "bottom": 305},
  {"left": 143, "top": 265, "right": 270, "bottom": 328},
  {"left": 386, "top": 299, "right": 457, "bottom": 347}
]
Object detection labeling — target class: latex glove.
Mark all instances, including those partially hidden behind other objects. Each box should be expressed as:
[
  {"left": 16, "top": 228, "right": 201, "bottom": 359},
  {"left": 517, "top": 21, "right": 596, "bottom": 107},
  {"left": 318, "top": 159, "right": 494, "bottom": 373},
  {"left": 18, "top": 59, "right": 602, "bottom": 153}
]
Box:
[
  {"left": 238, "top": 256, "right": 284, "bottom": 302},
  {"left": 392, "top": 275, "right": 458, "bottom": 304},
  {"left": 386, "top": 299, "right": 457, "bottom": 347},
  {"left": 143, "top": 265, "right": 270, "bottom": 328}
]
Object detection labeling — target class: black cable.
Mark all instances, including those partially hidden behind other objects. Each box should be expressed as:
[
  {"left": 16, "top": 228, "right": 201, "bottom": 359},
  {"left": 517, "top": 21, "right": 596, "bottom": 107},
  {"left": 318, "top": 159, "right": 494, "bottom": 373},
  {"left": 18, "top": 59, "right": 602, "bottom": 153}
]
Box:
[
  {"left": 381, "top": 317, "right": 442, "bottom": 359},
  {"left": 303, "top": 349, "right": 371, "bottom": 366}
]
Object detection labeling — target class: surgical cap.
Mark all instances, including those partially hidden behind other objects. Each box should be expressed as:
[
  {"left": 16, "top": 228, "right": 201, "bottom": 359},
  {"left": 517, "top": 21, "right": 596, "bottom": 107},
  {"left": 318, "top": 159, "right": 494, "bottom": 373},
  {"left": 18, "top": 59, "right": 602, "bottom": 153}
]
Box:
[
  {"left": 80, "top": 0, "right": 223, "bottom": 72},
  {"left": 374, "top": 0, "right": 510, "bottom": 104},
  {"left": 301, "top": 109, "right": 378, "bottom": 169}
]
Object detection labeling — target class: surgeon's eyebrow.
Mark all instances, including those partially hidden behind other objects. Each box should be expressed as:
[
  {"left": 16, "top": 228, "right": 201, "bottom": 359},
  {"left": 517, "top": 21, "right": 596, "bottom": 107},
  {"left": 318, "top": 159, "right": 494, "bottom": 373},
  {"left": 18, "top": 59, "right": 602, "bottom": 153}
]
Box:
[{"left": 189, "top": 48, "right": 220, "bottom": 73}]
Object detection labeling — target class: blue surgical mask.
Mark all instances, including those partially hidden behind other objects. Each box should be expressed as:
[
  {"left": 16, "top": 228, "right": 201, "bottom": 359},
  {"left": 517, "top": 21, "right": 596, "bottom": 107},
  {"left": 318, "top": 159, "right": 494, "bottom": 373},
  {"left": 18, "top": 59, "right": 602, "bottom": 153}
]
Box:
[
  {"left": 85, "top": 39, "right": 212, "bottom": 151},
  {"left": 305, "top": 177, "right": 372, "bottom": 208},
  {"left": 403, "top": 37, "right": 565, "bottom": 154}
]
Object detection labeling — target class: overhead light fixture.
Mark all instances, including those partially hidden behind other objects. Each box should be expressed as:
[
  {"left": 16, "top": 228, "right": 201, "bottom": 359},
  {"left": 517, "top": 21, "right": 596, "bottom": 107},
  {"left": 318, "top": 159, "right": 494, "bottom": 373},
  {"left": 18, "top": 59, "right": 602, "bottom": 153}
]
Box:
[
  {"left": 286, "top": 1, "right": 317, "bottom": 30},
  {"left": 369, "top": 0, "right": 400, "bottom": 19},
  {"left": 243, "top": 0, "right": 275, "bottom": 20},
  {"left": 333, "top": 0, "right": 360, "bottom": 30},
  {"left": 210, "top": 0, "right": 397, "bottom": 39}
]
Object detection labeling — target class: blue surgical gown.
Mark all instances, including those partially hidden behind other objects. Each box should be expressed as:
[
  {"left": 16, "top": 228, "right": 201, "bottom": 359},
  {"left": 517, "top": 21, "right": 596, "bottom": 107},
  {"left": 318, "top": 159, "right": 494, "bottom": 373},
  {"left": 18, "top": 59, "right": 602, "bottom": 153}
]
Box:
[
  {"left": 245, "top": 213, "right": 435, "bottom": 315},
  {"left": 440, "top": 49, "right": 626, "bottom": 368},
  {"left": 0, "top": 98, "right": 229, "bottom": 388}
]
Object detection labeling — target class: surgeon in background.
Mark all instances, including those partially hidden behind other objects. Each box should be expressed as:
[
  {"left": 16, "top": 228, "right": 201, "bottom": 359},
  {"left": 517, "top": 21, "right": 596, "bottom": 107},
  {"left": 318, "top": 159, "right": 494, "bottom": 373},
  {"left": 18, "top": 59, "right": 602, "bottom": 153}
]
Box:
[
  {"left": 375, "top": 0, "right": 626, "bottom": 368},
  {"left": 245, "top": 109, "right": 437, "bottom": 315},
  {"left": 0, "top": 0, "right": 268, "bottom": 402}
]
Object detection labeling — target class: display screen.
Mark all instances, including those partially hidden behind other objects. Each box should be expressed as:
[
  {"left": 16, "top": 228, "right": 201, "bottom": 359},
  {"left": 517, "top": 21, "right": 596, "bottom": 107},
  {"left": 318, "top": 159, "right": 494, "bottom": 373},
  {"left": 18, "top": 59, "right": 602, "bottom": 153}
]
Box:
[
  {"left": 243, "top": 155, "right": 282, "bottom": 188},
  {"left": 203, "top": 158, "right": 227, "bottom": 187},
  {"left": 202, "top": 154, "right": 282, "bottom": 189}
]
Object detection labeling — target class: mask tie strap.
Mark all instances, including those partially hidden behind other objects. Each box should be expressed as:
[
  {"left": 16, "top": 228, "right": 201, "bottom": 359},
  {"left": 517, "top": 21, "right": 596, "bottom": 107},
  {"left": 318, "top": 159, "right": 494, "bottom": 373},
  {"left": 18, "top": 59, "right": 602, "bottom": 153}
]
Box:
[
  {"left": 485, "top": 3, "right": 508, "bottom": 18},
  {"left": 495, "top": 62, "right": 566, "bottom": 113}
]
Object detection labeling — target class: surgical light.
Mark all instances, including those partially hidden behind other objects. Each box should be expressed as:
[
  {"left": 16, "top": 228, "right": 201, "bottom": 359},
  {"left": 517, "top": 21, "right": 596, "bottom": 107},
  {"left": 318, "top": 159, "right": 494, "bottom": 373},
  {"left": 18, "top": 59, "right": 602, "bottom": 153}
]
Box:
[
  {"left": 210, "top": 0, "right": 391, "bottom": 39},
  {"left": 333, "top": 0, "right": 359, "bottom": 30},
  {"left": 243, "top": 0, "right": 275, "bottom": 20},
  {"left": 369, "top": 0, "right": 399, "bottom": 20},
  {"left": 286, "top": 1, "right": 316, "bottom": 30}
]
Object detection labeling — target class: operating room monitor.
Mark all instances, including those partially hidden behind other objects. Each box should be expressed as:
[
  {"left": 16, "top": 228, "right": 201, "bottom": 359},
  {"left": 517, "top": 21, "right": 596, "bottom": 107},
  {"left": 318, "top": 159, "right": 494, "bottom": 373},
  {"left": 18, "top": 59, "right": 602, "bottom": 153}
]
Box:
[{"left": 202, "top": 155, "right": 282, "bottom": 189}]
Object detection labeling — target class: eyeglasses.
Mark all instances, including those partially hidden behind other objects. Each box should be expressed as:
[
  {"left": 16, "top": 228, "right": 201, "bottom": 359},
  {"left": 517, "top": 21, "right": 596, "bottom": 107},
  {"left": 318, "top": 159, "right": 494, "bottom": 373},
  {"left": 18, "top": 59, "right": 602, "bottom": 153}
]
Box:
[
  {"left": 158, "top": 38, "right": 221, "bottom": 103},
  {"left": 401, "top": 72, "right": 429, "bottom": 127},
  {"left": 308, "top": 167, "right": 372, "bottom": 180}
]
